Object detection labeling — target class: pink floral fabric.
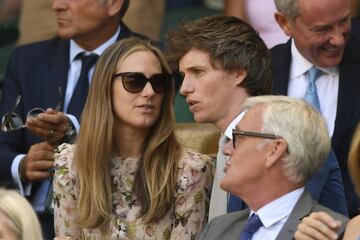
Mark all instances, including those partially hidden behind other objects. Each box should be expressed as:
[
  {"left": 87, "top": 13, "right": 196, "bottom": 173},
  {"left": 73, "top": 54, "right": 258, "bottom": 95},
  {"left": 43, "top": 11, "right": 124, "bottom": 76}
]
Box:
[{"left": 53, "top": 143, "right": 214, "bottom": 240}]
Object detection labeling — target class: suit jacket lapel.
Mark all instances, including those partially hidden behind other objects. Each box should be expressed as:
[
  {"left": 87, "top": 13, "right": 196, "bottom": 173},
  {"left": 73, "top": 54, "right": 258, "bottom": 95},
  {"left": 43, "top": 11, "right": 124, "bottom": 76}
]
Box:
[
  {"left": 275, "top": 191, "right": 313, "bottom": 240},
  {"left": 228, "top": 209, "right": 250, "bottom": 239},
  {"left": 272, "top": 39, "right": 292, "bottom": 95},
  {"left": 41, "top": 38, "right": 69, "bottom": 111}
]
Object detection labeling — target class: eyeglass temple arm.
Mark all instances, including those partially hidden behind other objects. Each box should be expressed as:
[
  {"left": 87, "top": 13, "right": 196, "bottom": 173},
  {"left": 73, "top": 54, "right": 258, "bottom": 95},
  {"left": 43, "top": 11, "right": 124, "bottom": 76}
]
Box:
[{"left": 2, "top": 95, "right": 22, "bottom": 127}]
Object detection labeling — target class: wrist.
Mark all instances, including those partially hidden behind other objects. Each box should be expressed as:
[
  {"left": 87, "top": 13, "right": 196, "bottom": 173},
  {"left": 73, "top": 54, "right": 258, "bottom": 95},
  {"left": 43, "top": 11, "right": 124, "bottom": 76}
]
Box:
[{"left": 19, "top": 157, "right": 28, "bottom": 183}]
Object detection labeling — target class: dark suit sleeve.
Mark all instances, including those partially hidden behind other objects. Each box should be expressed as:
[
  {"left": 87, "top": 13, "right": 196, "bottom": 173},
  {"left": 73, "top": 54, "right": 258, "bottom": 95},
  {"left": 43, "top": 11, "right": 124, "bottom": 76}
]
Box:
[
  {"left": 305, "top": 150, "right": 348, "bottom": 216},
  {"left": 0, "top": 48, "right": 28, "bottom": 185}
]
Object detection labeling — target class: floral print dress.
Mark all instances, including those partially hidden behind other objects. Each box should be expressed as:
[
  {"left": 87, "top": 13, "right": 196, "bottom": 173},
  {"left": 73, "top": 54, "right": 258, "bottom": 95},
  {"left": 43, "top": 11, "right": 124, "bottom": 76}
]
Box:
[{"left": 53, "top": 143, "right": 214, "bottom": 240}]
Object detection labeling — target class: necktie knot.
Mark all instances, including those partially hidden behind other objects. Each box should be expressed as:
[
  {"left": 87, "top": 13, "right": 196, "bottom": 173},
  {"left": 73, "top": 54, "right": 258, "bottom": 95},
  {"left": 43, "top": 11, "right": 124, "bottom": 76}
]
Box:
[
  {"left": 77, "top": 53, "right": 99, "bottom": 71},
  {"left": 307, "top": 66, "right": 322, "bottom": 85},
  {"left": 240, "top": 214, "right": 263, "bottom": 240}
]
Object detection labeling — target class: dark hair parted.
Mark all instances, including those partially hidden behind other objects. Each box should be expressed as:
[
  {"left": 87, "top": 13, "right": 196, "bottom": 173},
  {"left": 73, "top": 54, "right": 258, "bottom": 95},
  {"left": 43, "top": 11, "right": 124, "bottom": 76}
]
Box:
[{"left": 166, "top": 15, "right": 272, "bottom": 96}]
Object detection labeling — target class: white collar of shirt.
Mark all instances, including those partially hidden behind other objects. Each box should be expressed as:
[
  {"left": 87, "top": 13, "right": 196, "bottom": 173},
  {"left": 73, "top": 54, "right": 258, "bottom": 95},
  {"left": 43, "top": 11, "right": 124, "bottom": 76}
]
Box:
[
  {"left": 224, "top": 111, "right": 246, "bottom": 139},
  {"left": 250, "top": 187, "right": 305, "bottom": 240},
  {"left": 69, "top": 26, "right": 121, "bottom": 63},
  {"left": 288, "top": 39, "right": 339, "bottom": 137},
  {"left": 290, "top": 39, "right": 338, "bottom": 78}
]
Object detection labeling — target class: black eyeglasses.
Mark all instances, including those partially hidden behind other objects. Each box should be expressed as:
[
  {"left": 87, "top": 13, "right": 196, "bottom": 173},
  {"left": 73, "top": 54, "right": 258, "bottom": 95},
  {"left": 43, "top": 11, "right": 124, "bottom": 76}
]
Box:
[
  {"left": 232, "top": 129, "right": 281, "bottom": 148},
  {"left": 113, "top": 72, "right": 171, "bottom": 94},
  {"left": 1, "top": 87, "right": 63, "bottom": 132}
]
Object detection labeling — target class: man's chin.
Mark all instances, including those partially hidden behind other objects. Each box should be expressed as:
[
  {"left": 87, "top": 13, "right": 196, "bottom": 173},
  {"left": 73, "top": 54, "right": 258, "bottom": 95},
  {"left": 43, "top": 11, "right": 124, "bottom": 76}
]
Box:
[
  {"left": 57, "top": 30, "right": 74, "bottom": 40},
  {"left": 193, "top": 114, "right": 209, "bottom": 124},
  {"left": 315, "top": 51, "right": 344, "bottom": 67}
]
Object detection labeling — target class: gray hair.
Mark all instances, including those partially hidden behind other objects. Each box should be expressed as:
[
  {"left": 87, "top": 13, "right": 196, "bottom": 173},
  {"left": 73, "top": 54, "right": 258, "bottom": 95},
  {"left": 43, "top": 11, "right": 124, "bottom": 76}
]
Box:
[
  {"left": 242, "top": 95, "right": 331, "bottom": 183},
  {"left": 274, "top": 0, "right": 300, "bottom": 21}
]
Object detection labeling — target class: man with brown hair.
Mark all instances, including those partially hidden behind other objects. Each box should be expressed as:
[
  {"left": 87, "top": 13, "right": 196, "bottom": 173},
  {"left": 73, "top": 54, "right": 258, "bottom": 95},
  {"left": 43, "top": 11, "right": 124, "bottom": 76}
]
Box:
[
  {"left": 166, "top": 14, "right": 346, "bottom": 220},
  {"left": 166, "top": 15, "right": 272, "bottom": 219}
]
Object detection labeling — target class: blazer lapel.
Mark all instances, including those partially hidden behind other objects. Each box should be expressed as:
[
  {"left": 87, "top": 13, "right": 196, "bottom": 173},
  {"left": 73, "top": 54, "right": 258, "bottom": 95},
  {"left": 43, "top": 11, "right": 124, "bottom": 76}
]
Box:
[
  {"left": 41, "top": 38, "right": 69, "bottom": 111},
  {"left": 271, "top": 39, "right": 292, "bottom": 95},
  {"left": 228, "top": 209, "right": 250, "bottom": 239},
  {"left": 275, "top": 191, "right": 313, "bottom": 240}
]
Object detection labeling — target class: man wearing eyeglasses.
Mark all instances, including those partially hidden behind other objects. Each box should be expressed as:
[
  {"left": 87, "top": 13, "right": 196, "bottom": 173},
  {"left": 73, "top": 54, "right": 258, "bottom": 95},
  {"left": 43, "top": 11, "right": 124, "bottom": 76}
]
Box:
[
  {"left": 166, "top": 15, "right": 346, "bottom": 220},
  {"left": 0, "top": 0, "right": 154, "bottom": 238},
  {"left": 199, "top": 95, "right": 348, "bottom": 240}
]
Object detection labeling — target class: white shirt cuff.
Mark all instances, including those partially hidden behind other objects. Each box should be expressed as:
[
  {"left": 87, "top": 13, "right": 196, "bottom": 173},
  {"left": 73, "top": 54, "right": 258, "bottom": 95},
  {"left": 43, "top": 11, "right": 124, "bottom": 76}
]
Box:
[
  {"left": 66, "top": 114, "right": 80, "bottom": 132},
  {"left": 11, "top": 154, "right": 32, "bottom": 196}
]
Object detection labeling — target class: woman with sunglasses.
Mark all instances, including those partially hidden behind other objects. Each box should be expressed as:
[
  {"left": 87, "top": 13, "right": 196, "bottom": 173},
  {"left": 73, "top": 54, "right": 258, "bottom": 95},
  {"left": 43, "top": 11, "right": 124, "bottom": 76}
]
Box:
[{"left": 53, "top": 37, "right": 213, "bottom": 239}]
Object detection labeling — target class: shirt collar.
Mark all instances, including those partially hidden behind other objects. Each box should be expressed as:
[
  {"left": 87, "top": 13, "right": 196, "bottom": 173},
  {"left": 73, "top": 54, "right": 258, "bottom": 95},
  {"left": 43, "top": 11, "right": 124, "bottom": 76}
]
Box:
[
  {"left": 250, "top": 187, "right": 304, "bottom": 228},
  {"left": 224, "top": 110, "right": 247, "bottom": 139},
  {"left": 290, "top": 39, "right": 338, "bottom": 78},
  {"left": 69, "top": 26, "right": 121, "bottom": 63}
]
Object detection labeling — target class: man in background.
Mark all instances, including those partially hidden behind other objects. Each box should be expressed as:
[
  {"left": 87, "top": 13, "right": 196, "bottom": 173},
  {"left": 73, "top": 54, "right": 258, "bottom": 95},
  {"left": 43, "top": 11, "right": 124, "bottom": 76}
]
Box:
[{"left": 272, "top": 0, "right": 360, "bottom": 216}]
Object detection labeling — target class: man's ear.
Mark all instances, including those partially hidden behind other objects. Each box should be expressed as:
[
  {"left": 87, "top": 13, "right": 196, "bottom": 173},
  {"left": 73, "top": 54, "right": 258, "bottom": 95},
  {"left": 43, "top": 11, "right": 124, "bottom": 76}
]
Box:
[
  {"left": 234, "top": 68, "right": 247, "bottom": 86},
  {"left": 107, "top": 0, "right": 123, "bottom": 17},
  {"left": 274, "top": 11, "right": 293, "bottom": 37},
  {"left": 264, "top": 139, "right": 288, "bottom": 168}
]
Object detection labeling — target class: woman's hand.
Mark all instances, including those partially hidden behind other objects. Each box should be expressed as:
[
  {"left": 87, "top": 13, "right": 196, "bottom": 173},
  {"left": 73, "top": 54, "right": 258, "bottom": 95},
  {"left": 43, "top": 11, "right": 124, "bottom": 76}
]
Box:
[{"left": 294, "top": 212, "right": 341, "bottom": 240}]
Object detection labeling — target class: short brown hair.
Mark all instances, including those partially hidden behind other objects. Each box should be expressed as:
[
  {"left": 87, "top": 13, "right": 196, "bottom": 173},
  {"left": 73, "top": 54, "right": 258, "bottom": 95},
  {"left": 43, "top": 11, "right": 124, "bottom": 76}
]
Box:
[{"left": 166, "top": 15, "right": 272, "bottom": 96}]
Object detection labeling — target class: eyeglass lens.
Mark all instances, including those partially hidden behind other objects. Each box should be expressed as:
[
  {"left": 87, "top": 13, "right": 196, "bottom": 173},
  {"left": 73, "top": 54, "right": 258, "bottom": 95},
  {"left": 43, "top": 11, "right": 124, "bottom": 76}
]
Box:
[{"left": 118, "top": 72, "right": 170, "bottom": 93}]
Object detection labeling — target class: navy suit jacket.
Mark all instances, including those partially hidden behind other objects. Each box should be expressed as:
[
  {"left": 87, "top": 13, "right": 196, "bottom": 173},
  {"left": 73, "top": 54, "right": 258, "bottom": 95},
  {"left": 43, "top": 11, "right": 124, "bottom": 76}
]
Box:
[
  {"left": 0, "top": 23, "right": 150, "bottom": 185},
  {"left": 271, "top": 36, "right": 360, "bottom": 217}
]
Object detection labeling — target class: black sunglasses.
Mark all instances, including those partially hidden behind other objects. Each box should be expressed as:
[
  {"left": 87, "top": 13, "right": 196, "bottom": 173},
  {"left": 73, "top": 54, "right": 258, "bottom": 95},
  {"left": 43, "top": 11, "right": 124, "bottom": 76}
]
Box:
[
  {"left": 232, "top": 129, "right": 280, "bottom": 148},
  {"left": 113, "top": 72, "right": 171, "bottom": 94}
]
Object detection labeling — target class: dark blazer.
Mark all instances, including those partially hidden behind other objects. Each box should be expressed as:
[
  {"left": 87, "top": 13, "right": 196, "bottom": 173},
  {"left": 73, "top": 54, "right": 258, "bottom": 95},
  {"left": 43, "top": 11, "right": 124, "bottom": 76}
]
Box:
[
  {"left": 0, "top": 23, "right": 150, "bottom": 184},
  {"left": 271, "top": 36, "right": 360, "bottom": 217},
  {"left": 199, "top": 191, "right": 348, "bottom": 240}
]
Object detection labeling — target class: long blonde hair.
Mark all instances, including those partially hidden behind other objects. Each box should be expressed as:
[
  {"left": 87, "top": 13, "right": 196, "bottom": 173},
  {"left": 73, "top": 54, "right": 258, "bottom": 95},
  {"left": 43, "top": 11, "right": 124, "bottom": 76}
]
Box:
[
  {"left": 349, "top": 123, "right": 360, "bottom": 195},
  {"left": 0, "top": 188, "right": 43, "bottom": 240},
  {"left": 75, "top": 38, "right": 182, "bottom": 227}
]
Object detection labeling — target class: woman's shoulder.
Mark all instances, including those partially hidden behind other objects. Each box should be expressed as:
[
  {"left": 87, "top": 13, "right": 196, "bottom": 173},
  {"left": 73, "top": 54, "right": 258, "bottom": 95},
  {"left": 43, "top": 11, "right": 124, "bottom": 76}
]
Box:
[
  {"left": 179, "top": 148, "right": 215, "bottom": 170},
  {"left": 54, "top": 143, "right": 76, "bottom": 186},
  {"left": 179, "top": 148, "right": 215, "bottom": 173}
]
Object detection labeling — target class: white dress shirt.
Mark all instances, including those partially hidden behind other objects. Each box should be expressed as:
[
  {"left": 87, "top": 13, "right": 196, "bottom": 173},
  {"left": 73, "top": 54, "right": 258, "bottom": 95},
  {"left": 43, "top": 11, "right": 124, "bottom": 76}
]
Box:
[
  {"left": 251, "top": 187, "right": 305, "bottom": 240},
  {"left": 288, "top": 39, "right": 338, "bottom": 137},
  {"left": 11, "top": 27, "right": 120, "bottom": 211}
]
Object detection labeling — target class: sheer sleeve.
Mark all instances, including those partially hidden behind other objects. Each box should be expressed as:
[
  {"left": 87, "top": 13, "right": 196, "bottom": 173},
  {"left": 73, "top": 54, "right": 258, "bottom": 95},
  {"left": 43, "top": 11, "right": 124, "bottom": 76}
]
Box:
[
  {"left": 53, "top": 143, "right": 81, "bottom": 239},
  {"left": 170, "top": 150, "right": 215, "bottom": 240}
]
